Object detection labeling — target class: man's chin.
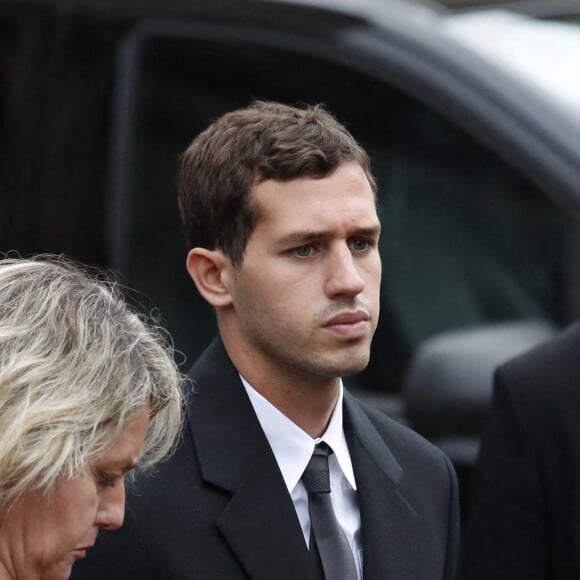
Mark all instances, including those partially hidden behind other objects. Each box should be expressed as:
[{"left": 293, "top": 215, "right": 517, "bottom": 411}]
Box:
[
  {"left": 339, "top": 363, "right": 370, "bottom": 378},
  {"left": 322, "top": 352, "right": 371, "bottom": 378}
]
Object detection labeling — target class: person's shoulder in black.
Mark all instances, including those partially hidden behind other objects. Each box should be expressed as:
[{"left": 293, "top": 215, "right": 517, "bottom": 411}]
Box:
[{"left": 459, "top": 321, "right": 580, "bottom": 580}]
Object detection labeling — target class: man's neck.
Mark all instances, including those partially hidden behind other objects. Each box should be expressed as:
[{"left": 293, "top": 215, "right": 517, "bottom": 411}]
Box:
[
  {"left": 218, "top": 319, "right": 345, "bottom": 436},
  {"left": 225, "top": 345, "right": 340, "bottom": 438},
  {"left": 249, "top": 375, "right": 340, "bottom": 439}
]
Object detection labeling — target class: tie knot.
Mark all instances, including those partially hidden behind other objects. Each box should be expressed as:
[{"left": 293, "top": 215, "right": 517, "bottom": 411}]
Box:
[{"left": 302, "top": 443, "right": 332, "bottom": 494}]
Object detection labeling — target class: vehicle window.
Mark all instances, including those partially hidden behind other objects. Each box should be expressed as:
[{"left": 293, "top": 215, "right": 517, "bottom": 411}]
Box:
[{"left": 116, "top": 32, "right": 568, "bottom": 393}]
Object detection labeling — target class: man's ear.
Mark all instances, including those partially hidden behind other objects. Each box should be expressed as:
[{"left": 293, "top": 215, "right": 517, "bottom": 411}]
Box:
[{"left": 186, "top": 248, "right": 233, "bottom": 307}]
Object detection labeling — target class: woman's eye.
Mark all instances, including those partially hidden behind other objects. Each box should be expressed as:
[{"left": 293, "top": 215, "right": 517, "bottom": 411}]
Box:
[
  {"left": 97, "top": 473, "right": 117, "bottom": 488},
  {"left": 291, "top": 245, "right": 314, "bottom": 258}
]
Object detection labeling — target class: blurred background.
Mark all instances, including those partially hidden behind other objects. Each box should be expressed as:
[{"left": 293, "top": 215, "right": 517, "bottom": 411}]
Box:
[{"left": 1, "top": 0, "right": 580, "bottom": 516}]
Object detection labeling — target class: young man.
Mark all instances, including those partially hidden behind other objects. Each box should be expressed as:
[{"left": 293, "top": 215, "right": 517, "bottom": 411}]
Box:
[{"left": 72, "top": 101, "right": 458, "bottom": 579}]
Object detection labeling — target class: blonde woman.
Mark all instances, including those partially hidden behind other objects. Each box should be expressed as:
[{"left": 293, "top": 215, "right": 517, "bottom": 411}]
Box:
[{"left": 0, "top": 256, "right": 183, "bottom": 580}]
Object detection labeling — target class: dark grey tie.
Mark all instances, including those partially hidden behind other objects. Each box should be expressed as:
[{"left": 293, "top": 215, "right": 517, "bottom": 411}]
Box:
[{"left": 302, "top": 443, "right": 358, "bottom": 580}]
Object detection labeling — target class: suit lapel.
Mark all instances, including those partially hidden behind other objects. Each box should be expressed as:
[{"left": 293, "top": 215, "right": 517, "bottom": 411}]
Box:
[
  {"left": 344, "top": 393, "right": 418, "bottom": 580},
  {"left": 216, "top": 448, "right": 314, "bottom": 580},
  {"left": 187, "top": 339, "right": 314, "bottom": 580}
]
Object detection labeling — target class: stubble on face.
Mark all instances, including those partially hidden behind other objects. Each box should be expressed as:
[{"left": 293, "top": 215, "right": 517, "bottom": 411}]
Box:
[{"left": 234, "top": 273, "right": 378, "bottom": 386}]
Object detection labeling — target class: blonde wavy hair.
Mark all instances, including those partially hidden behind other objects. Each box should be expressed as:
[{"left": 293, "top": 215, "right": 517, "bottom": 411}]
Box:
[{"left": 0, "top": 256, "right": 183, "bottom": 507}]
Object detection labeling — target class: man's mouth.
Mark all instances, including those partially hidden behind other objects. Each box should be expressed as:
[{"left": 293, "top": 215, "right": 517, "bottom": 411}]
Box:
[{"left": 323, "top": 311, "right": 370, "bottom": 339}]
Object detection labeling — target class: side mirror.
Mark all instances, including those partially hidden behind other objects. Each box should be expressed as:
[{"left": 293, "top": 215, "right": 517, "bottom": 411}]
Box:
[{"left": 402, "top": 320, "right": 555, "bottom": 464}]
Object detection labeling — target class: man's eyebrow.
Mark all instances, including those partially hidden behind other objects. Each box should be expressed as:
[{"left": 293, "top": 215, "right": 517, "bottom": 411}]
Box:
[
  {"left": 351, "top": 226, "right": 382, "bottom": 237},
  {"left": 276, "top": 231, "right": 326, "bottom": 247},
  {"left": 276, "top": 226, "right": 381, "bottom": 247}
]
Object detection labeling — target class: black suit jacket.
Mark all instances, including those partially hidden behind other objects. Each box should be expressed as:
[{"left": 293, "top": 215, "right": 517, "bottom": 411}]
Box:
[
  {"left": 459, "top": 321, "right": 580, "bottom": 580},
  {"left": 73, "top": 337, "right": 458, "bottom": 580}
]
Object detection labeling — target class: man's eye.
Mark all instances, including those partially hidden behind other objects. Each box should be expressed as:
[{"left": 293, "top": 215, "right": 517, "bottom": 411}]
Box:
[
  {"left": 350, "top": 239, "right": 370, "bottom": 252},
  {"left": 291, "top": 245, "right": 314, "bottom": 258}
]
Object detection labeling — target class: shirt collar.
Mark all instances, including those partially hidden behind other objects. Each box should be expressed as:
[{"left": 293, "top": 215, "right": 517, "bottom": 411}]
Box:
[{"left": 240, "top": 375, "right": 357, "bottom": 494}]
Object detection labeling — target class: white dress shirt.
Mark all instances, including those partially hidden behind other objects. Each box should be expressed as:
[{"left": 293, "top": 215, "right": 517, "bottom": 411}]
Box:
[{"left": 241, "top": 375, "right": 363, "bottom": 578}]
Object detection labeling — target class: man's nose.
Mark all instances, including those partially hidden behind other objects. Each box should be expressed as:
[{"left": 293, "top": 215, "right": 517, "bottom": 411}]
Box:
[
  {"left": 95, "top": 480, "right": 126, "bottom": 531},
  {"left": 325, "top": 245, "right": 365, "bottom": 298}
]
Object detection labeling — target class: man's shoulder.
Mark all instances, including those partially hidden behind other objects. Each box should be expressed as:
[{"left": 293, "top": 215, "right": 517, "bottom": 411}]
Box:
[
  {"left": 502, "top": 320, "right": 580, "bottom": 373},
  {"left": 497, "top": 320, "right": 580, "bottom": 407},
  {"left": 349, "top": 394, "right": 453, "bottom": 474},
  {"left": 347, "top": 393, "right": 457, "bottom": 526}
]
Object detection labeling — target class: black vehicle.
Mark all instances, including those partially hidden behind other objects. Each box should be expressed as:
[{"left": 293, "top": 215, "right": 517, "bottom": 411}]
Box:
[{"left": 2, "top": 0, "right": 580, "bottom": 502}]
